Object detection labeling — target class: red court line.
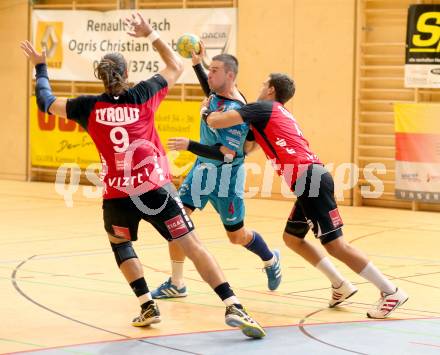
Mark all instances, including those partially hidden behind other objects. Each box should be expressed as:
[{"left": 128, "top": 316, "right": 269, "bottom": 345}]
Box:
[
  {"left": 5, "top": 316, "right": 439, "bottom": 355},
  {"left": 9, "top": 257, "right": 440, "bottom": 354},
  {"left": 140, "top": 262, "right": 440, "bottom": 317},
  {"left": 409, "top": 341, "right": 440, "bottom": 349}
]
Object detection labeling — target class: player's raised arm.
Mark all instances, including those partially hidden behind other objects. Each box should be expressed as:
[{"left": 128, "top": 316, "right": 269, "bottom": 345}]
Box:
[
  {"left": 20, "top": 40, "right": 67, "bottom": 117},
  {"left": 126, "top": 12, "right": 183, "bottom": 88},
  {"left": 191, "top": 41, "right": 210, "bottom": 97}
]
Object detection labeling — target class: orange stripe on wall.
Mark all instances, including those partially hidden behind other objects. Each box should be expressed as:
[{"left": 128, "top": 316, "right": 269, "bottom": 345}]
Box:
[{"left": 396, "top": 132, "right": 440, "bottom": 163}]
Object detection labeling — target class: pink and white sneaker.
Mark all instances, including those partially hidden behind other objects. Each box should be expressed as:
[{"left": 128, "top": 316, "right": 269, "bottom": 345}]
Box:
[
  {"left": 367, "top": 288, "right": 408, "bottom": 319},
  {"left": 329, "top": 281, "right": 358, "bottom": 308}
]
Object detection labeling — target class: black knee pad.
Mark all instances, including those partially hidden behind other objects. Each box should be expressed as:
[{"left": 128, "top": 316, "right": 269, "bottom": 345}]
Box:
[
  {"left": 223, "top": 220, "right": 244, "bottom": 232},
  {"left": 284, "top": 221, "right": 310, "bottom": 238},
  {"left": 110, "top": 241, "right": 137, "bottom": 267}
]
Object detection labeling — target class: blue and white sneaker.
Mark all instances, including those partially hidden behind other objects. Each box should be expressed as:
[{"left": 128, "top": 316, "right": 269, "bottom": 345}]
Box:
[
  {"left": 264, "top": 249, "right": 282, "bottom": 291},
  {"left": 151, "top": 278, "right": 188, "bottom": 299}
]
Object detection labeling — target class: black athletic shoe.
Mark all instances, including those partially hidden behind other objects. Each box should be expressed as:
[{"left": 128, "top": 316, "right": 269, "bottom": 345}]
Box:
[{"left": 132, "top": 301, "right": 161, "bottom": 327}]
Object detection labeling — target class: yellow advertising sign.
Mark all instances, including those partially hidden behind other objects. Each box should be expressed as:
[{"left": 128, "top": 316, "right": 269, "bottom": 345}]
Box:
[
  {"left": 30, "top": 97, "right": 200, "bottom": 175},
  {"left": 30, "top": 98, "right": 99, "bottom": 169},
  {"left": 155, "top": 100, "right": 200, "bottom": 176}
]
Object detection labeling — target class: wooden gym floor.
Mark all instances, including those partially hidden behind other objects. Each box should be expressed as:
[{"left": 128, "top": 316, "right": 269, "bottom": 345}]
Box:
[{"left": 1, "top": 180, "right": 439, "bottom": 354}]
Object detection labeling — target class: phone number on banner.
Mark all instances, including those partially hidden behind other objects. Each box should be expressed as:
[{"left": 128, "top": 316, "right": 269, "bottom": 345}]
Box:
[{"left": 93, "top": 60, "right": 159, "bottom": 74}]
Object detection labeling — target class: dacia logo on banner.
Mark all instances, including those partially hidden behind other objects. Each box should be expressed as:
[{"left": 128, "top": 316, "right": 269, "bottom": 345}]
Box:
[
  {"left": 197, "top": 24, "right": 232, "bottom": 69},
  {"left": 407, "top": 5, "right": 440, "bottom": 53},
  {"left": 35, "top": 22, "right": 63, "bottom": 68}
]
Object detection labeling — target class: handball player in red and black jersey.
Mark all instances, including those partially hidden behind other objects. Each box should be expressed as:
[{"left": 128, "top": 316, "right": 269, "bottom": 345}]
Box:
[
  {"left": 20, "top": 12, "right": 265, "bottom": 337},
  {"left": 204, "top": 73, "right": 408, "bottom": 319}
]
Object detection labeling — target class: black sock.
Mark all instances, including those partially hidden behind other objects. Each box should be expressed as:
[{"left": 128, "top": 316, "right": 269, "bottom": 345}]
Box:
[
  {"left": 129, "top": 277, "right": 149, "bottom": 297},
  {"left": 214, "top": 282, "right": 234, "bottom": 300}
]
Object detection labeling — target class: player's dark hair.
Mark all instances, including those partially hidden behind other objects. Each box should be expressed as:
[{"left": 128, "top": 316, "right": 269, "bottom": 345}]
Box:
[
  {"left": 268, "top": 73, "right": 295, "bottom": 104},
  {"left": 95, "top": 53, "right": 129, "bottom": 97},
  {"left": 212, "top": 54, "right": 238, "bottom": 77}
]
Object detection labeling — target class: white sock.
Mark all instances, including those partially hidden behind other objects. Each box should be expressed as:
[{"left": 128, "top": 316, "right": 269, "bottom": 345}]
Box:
[
  {"left": 359, "top": 262, "right": 396, "bottom": 295},
  {"left": 138, "top": 292, "right": 152, "bottom": 306},
  {"left": 263, "top": 255, "right": 275, "bottom": 267},
  {"left": 315, "top": 257, "right": 345, "bottom": 288},
  {"left": 223, "top": 295, "right": 240, "bottom": 306},
  {"left": 171, "top": 260, "right": 185, "bottom": 288}
]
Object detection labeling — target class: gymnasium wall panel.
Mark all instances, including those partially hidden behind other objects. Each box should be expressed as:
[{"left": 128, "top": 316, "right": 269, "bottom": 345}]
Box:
[{"left": 0, "top": 0, "right": 29, "bottom": 180}]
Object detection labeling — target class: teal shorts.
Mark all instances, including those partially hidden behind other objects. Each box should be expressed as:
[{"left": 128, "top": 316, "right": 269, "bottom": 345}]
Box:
[{"left": 179, "top": 161, "right": 245, "bottom": 228}]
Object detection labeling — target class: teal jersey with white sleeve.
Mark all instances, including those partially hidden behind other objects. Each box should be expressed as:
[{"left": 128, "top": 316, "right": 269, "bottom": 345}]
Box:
[{"left": 198, "top": 94, "right": 248, "bottom": 166}]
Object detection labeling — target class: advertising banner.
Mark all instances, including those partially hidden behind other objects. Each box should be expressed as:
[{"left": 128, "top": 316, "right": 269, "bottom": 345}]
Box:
[
  {"left": 394, "top": 103, "right": 440, "bottom": 202},
  {"left": 32, "top": 9, "right": 236, "bottom": 83},
  {"left": 405, "top": 5, "right": 440, "bottom": 88}
]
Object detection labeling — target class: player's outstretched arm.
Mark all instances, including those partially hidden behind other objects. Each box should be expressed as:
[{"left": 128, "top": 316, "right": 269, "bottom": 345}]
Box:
[
  {"left": 167, "top": 137, "right": 235, "bottom": 162},
  {"left": 204, "top": 109, "right": 244, "bottom": 129},
  {"left": 20, "top": 40, "right": 67, "bottom": 117},
  {"left": 126, "top": 12, "right": 183, "bottom": 88}
]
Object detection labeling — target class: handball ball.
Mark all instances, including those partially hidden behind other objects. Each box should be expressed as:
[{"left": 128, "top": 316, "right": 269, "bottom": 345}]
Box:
[{"left": 176, "top": 33, "right": 201, "bottom": 58}]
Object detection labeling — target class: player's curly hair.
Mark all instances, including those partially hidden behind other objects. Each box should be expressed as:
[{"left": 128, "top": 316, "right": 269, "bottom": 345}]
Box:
[
  {"left": 268, "top": 73, "right": 295, "bottom": 104},
  {"left": 95, "top": 53, "right": 129, "bottom": 97}
]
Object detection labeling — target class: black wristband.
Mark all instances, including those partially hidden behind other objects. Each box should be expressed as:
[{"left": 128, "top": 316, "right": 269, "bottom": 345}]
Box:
[
  {"left": 201, "top": 108, "right": 213, "bottom": 123},
  {"left": 35, "top": 63, "right": 49, "bottom": 79}
]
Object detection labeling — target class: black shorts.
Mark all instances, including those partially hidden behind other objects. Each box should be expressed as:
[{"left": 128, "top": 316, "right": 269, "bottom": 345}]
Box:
[
  {"left": 103, "top": 183, "right": 194, "bottom": 242},
  {"left": 284, "top": 164, "right": 343, "bottom": 245}
]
